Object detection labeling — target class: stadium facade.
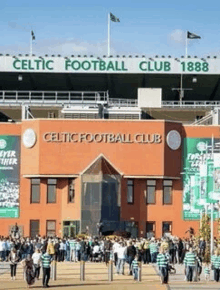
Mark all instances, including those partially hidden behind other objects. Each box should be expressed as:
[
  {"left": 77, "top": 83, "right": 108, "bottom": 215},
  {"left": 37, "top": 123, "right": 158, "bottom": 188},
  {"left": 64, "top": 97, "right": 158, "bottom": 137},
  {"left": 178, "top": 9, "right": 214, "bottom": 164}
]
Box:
[{"left": 0, "top": 55, "right": 220, "bottom": 238}]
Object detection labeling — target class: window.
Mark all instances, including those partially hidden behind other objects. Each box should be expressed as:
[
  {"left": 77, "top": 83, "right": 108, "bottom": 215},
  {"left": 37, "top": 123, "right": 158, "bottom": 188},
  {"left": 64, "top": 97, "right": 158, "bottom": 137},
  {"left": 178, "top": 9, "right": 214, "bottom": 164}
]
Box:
[
  {"left": 46, "top": 220, "right": 56, "bottom": 237},
  {"left": 31, "top": 179, "right": 40, "bottom": 203},
  {"left": 146, "top": 180, "right": 156, "bottom": 204},
  {"left": 146, "top": 221, "right": 155, "bottom": 238},
  {"left": 30, "top": 220, "right": 40, "bottom": 238},
  {"left": 68, "top": 179, "right": 75, "bottom": 203},
  {"left": 127, "top": 179, "right": 134, "bottom": 204},
  {"left": 47, "top": 179, "right": 57, "bottom": 203},
  {"left": 163, "top": 180, "right": 173, "bottom": 204},
  {"left": 162, "top": 221, "right": 172, "bottom": 236}
]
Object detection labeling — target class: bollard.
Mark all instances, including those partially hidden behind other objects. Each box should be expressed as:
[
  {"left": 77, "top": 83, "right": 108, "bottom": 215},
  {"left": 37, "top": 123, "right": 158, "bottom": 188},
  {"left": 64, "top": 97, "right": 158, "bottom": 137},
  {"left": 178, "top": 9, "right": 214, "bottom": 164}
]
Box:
[
  {"left": 108, "top": 260, "right": 113, "bottom": 282},
  {"left": 52, "top": 260, "right": 57, "bottom": 281},
  {"left": 80, "top": 260, "right": 85, "bottom": 281},
  {"left": 137, "top": 262, "right": 142, "bottom": 282}
]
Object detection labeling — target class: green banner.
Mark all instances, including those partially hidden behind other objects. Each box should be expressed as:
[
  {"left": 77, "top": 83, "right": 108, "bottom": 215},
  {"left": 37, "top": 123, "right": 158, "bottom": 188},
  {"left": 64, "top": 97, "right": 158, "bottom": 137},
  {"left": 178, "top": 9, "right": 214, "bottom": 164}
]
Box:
[
  {"left": 183, "top": 138, "right": 220, "bottom": 220},
  {"left": 0, "top": 136, "right": 20, "bottom": 218}
]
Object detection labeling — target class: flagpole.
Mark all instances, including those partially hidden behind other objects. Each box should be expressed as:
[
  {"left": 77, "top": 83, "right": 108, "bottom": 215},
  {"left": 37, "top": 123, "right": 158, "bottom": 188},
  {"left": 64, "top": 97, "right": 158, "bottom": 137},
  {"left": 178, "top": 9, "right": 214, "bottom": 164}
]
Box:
[
  {"left": 185, "top": 31, "right": 188, "bottom": 58},
  {"left": 108, "top": 13, "right": 110, "bottom": 56},
  {"left": 30, "top": 31, "right": 32, "bottom": 56}
]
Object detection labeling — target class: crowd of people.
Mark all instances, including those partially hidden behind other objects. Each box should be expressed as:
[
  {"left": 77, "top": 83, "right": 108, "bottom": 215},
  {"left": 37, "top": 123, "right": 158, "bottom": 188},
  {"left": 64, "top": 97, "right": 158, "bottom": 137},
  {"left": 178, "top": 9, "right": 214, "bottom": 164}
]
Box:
[{"left": 0, "top": 234, "right": 220, "bottom": 286}]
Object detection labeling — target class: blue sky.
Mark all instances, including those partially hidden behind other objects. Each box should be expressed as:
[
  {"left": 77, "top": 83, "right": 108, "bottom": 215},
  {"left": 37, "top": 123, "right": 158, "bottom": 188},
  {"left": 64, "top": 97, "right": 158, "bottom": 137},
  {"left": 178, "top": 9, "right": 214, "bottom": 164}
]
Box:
[{"left": 1, "top": 0, "right": 220, "bottom": 57}]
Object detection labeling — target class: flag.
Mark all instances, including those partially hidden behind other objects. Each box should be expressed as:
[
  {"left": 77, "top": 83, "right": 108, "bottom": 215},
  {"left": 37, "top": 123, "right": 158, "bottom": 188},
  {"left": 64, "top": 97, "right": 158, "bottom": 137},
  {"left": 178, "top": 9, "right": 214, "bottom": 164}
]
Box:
[
  {"left": 187, "top": 31, "right": 201, "bottom": 39},
  {"left": 31, "top": 30, "right": 35, "bottom": 41},
  {"left": 110, "top": 12, "right": 120, "bottom": 22}
]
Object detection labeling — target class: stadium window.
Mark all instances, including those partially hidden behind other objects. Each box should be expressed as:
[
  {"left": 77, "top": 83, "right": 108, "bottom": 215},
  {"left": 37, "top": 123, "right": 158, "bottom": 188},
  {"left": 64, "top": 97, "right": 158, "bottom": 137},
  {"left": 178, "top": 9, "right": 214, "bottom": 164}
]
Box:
[
  {"left": 146, "top": 180, "right": 156, "bottom": 204},
  {"left": 162, "top": 221, "right": 172, "bottom": 236},
  {"left": 48, "top": 112, "right": 55, "bottom": 118},
  {"left": 30, "top": 220, "right": 40, "bottom": 238},
  {"left": 163, "top": 180, "right": 173, "bottom": 205},
  {"left": 31, "top": 179, "right": 40, "bottom": 203},
  {"left": 47, "top": 179, "right": 57, "bottom": 203},
  {"left": 146, "top": 221, "right": 155, "bottom": 238},
  {"left": 127, "top": 179, "right": 134, "bottom": 204},
  {"left": 68, "top": 179, "right": 75, "bottom": 203},
  {"left": 46, "top": 220, "right": 56, "bottom": 237}
]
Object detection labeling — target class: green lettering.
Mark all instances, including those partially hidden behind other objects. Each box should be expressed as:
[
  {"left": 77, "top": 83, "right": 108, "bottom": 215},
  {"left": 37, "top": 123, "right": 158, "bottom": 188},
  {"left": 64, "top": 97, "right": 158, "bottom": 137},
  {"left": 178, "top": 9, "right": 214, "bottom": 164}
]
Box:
[
  {"left": 99, "top": 61, "right": 106, "bottom": 71},
  {"left": 155, "top": 62, "right": 162, "bottom": 71},
  {"left": 28, "top": 60, "right": 34, "bottom": 70},
  {"left": 65, "top": 60, "right": 71, "bottom": 70},
  {"left": 148, "top": 62, "right": 154, "bottom": 71},
  {"left": 122, "top": 61, "right": 128, "bottom": 71},
  {"left": 164, "top": 61, "right": 171, "bottom": 71},
  {"left": 139, "top": 61, "right": 147, "bottom": 71},
  {"left": 115, "top": 61, "right": 121, "bottom": 71},
  {"left": 82, "top": 61, "right": 91, "bottom": 70},
  {"left": 13, "top": 60, "right": 20, "bottom": 70},
  {"left": 107, "top": 61, "right": 115, "bottom": 71},
  {"left": 21, "top": 60, "right": 28, "bottom": 70},
  {"left": 71, "top": 61, "right": 80, "bottom": 70},
  {"left": 46, "top": 60, "right": 53, "bottom": 70},
  {"left": 91, "top": 60, "right": 99, "bottom": 70}
]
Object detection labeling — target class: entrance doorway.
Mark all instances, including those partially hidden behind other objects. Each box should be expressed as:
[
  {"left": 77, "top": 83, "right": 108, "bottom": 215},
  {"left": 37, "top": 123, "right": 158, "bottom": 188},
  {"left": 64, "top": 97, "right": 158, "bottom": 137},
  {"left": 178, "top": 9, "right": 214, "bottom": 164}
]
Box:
[
  {"left": 81, "top": 155, "right": 121, "bottom": 236},
  {"left": 63, "top": 221, "right": 80, "bottom": 238}
]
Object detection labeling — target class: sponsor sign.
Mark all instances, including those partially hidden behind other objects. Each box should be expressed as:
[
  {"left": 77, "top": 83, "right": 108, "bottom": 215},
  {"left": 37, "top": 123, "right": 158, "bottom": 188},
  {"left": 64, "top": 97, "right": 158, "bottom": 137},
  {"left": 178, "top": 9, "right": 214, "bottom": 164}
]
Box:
[{"left": 0, "top": 136, "right": 20, "bottom": 218}]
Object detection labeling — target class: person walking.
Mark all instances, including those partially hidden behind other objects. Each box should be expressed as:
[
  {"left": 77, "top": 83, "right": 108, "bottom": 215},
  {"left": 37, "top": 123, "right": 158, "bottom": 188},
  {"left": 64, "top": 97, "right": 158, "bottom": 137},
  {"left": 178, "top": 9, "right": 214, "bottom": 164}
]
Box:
[
  {"left": 157, "top": 247, "right": 169, "bottom": 284},
  {"left": 211, "top": 249, "right": 220, "bottom": 282},
  {"left": 22, "top": 254, "right": 35, "bottom": 288},
  {"left": 149, "top": 238, "right": 158, "bottom": 263},
  {"left": 41, "top": 250, "right": 52, "bottom": 288},
  {"left": 8, "top": 248, "right": 19, "bottom": 280},
  {"left": 116, "top": 242, "right": 127, "bottom": 275},
  {"left": 126, "top": 241, "right": 136, "bottom": 275},
  {"left": 184, "top": 247, "right": 200, "bottom": 282},
  {"left": 32, "top": 249, "right": 42, "bottom": 280}
]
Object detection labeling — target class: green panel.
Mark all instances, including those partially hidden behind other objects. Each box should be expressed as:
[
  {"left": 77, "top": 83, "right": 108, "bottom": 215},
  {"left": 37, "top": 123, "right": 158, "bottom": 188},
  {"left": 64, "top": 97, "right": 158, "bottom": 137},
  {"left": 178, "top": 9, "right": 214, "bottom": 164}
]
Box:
[
  {"left": 182, "top": 138, "right": 220, "bottom": 220},
  {"left": 0, "top": 136, "right": 20, "bottom": 218}
]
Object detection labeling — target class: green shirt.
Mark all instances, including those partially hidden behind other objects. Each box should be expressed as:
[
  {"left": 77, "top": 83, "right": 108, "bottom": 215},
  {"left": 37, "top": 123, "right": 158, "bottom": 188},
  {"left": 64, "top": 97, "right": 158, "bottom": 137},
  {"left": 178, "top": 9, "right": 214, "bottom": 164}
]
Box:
[
  {"left": 157, "top": 253, "right": 168, "bottom": 267},
  {"left": 149, "top": 243, "right": 158, "bottom": 254},
  {"left": 41, "top": 253, "right": 52, "bottom": 268},
  {"left": 211, "top": 255, "right": 220, "bottom": 269},
  {"left": 184, "top": 252, "right": 197, "bottom": 266}
]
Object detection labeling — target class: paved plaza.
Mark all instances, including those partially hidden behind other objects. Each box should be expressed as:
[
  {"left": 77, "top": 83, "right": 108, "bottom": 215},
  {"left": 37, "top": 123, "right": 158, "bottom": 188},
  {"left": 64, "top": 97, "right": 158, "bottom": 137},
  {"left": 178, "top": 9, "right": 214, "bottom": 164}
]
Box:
[
  {"left": 1, "top": 262, "right": 220, "bottom": 290},
  {"left": 0, "top": 261, "right": 166, "bottom": 290}
]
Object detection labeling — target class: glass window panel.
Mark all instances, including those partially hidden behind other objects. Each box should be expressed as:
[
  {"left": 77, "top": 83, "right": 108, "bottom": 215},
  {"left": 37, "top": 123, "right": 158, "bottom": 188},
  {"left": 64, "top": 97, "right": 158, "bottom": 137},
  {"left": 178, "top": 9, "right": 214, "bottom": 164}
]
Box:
[
  {"left": 163, "top": 186, "right": 172, "bottom": 204},
  {"left": 31, "top": 179, "right": 40, "bottom": 185},
  {"left": 47, "top": 185, "right": 56, "bottom": 203},
  {"left": 147, "top": 186, "right": 155, "bottom": 204},
  {"left": 127, "top": 180, "right": 134, "bottom": 204},
  {"left": 147, "top": 180, "right": 156, "bottom": 186},
  {"left": 163, "top": 222, "right": 172, "bottom": 233},
  {"left": 48, "top": 179, "right": 57, "bottom": 185},
  {"left": 68, "top": 179, "right": 75, "bottom": 203},
  {"left": 163, "top": 180, "right": 172, "bottom": 186},
  {"left": 31, "top": 184, "right": 40, "bottom": 203},
  {"left": 30, "top": 220, "right": 39, "bottom": 238},
  {"left": 47, "top": 220, "right": 56, "bottom": 230}
]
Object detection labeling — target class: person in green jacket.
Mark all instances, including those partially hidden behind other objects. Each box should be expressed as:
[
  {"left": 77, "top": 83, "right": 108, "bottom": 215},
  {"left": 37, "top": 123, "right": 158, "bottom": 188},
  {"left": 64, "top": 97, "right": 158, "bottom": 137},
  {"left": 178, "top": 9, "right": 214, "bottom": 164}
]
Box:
[{"left": 211, "top": 249, "right": 220, "bottom": 282}]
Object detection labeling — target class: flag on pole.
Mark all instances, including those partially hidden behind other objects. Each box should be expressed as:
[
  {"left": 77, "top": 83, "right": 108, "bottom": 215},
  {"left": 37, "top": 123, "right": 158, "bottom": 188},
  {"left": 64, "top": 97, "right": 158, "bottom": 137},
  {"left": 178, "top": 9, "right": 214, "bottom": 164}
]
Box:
[
  {"left": 110, "top": 12, "right": 120, "bottom": 22},
  {"left": 31, "top": 30, "right": 35, "bottom": 40},
  {"left": 187, "top": 31, "right": 201, "bottom": 39}
]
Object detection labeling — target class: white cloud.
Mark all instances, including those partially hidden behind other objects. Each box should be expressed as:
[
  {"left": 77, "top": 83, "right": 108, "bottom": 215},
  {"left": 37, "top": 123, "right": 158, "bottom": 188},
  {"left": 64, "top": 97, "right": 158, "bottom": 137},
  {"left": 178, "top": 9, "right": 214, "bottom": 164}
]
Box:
[
  {"left": 0, "top": 38, "right": 117, "bottom": 56},
  {"left": 169, "top": 29, "right": 186, "bottom": 46}
]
